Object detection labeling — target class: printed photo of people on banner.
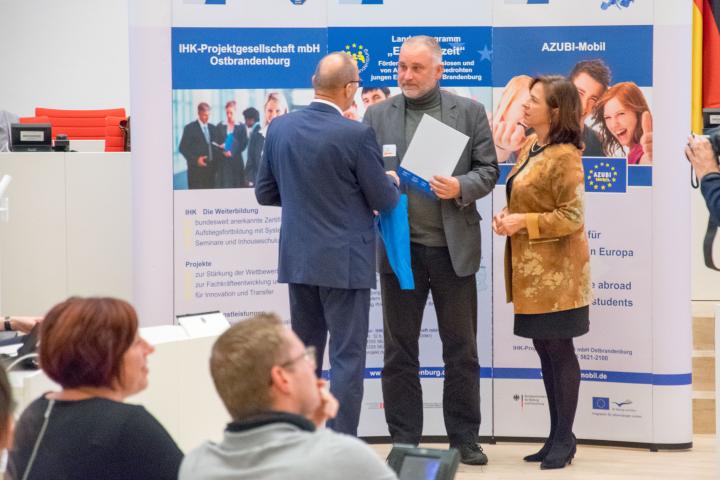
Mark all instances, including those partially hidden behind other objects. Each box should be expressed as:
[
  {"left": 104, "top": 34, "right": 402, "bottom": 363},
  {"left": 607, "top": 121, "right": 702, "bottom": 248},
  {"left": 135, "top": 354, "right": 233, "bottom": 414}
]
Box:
[
  {"left": 172, "top": 89, "right": 310, "bottom": 190},
  {"left": 493, "top": 62, "right": 652, "bottom": 165}
]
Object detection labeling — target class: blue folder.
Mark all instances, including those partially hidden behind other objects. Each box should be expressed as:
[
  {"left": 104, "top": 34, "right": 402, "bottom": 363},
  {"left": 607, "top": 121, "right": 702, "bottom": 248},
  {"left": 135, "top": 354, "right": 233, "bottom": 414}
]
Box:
[{"left": 377, "top": 194, "right": 414, "bottom": 290}]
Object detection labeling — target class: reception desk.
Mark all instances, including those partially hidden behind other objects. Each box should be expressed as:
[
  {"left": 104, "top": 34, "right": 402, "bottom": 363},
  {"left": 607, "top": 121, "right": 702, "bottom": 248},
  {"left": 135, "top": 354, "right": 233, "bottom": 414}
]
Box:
[{"left": 0, "top": 152, "right": 132, "bottom": 315}]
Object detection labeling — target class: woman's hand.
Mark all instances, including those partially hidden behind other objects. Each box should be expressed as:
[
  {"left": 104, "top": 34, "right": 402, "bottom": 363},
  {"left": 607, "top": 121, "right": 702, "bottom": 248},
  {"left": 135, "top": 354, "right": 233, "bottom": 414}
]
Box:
[
  {"left": 498, "top": 213, "right": 527, "bottom": 237},
  {"left": 492, "top": 207, "right": 508, "bottom": 235}
]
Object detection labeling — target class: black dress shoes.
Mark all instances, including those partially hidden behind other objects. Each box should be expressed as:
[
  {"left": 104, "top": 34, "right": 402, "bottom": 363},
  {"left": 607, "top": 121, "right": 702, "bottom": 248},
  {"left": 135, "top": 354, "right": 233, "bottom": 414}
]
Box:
[{"left": 454, "top": 443, "right": 488, "bottom": 465}]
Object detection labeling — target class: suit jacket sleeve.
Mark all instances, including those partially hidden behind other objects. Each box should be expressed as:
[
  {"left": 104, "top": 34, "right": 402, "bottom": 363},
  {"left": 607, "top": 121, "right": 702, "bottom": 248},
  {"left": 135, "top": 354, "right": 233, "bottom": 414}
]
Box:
[
  {"left": 254, "top": 126, "right": 281, "bottom": 206},
  {"left": 525, "top": 149, "right": 585, "bottom": 240},
  {"left": 232, "top": 124, "right": 249, "bottom": 155},
  {"left": 701, "top": 172, "right": 720, "bottom": 224},
  {"left": 356, "top": 126, "right": 400, "bottom": 212},
  {"left": 178, "top": 124, "right": 195, "bottom": 164},
  {"left": 457, "top": 103, "right": 499, "bottom": 205}
]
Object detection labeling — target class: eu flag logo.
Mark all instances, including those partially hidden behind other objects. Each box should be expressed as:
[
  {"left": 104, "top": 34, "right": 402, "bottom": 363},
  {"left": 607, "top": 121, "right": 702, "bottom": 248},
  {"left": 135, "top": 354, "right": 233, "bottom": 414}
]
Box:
[
  {"left": 584, "top": 158, "right": 627, "bottom": 193},
  {"left": 592, "top": 397, "right": 610, "bottom": 410}
]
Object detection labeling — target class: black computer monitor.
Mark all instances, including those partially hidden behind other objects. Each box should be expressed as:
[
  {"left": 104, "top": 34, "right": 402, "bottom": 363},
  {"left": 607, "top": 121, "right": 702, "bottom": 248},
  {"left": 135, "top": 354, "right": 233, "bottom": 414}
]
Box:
[
  {"left": 386, "top": 445, "right": 459, "bottom": 480},
  {"left": 10, "top": 123, "right": 52, "bottom": 152}
]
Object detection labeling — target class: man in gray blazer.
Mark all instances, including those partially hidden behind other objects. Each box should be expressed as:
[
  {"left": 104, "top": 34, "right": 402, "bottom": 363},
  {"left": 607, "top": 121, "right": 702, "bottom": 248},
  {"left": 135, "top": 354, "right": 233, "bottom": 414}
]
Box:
[{"left": 363, "top": 35, "right": 498, "bottom": 465}]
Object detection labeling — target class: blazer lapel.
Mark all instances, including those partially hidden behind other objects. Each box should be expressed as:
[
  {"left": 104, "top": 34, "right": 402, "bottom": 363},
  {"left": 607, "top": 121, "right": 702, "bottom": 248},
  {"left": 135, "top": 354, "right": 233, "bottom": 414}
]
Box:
[
  {"left": 441, "top": 91, "right": 459, "bottom": 131},
  {"left": 388, "top": 96, "right": 406, "bottom": 171}
]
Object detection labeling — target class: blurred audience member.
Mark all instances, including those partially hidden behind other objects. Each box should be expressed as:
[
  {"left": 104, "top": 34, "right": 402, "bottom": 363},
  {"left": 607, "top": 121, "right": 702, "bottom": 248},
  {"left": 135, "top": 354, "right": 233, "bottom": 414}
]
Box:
[
  {"left": 179, "top": 313, "right": 397, "bottom": 480},
  {"left": 8, "top": 297, "right": 182, "bottom": 480}
]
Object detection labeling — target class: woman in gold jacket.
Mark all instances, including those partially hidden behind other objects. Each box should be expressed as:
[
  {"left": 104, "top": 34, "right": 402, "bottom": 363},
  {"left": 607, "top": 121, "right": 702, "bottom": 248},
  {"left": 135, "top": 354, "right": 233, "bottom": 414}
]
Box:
[{"left": 493, "top": 75, "right": 591, "bottom": 470}]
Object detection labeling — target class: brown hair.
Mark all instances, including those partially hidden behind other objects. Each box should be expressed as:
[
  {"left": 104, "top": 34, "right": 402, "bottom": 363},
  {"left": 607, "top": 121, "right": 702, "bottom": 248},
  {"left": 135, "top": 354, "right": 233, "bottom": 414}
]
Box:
[
  {"left": 197, "top": 102, "right": 210, "bottom": 113},
  {"left": 569, "top": 59, "right": 611, "bottom": 90},
  {"left": 0, "top": 367, "right": 13, "bottom": 447},
  {"left": 210, "top": 313, "right": 288, "bottom": 420},
  {"left": 40, "top": 297, "right": 137, "bottom": 389},
  {"left": 225, "top": 100, "right": 236, "bottom": 110},
  {"left": 592, "top": 81, "right": 650, "bottom": 156},
  {"left": 530, "top": 75, "right": 583, "bottom": 149}
]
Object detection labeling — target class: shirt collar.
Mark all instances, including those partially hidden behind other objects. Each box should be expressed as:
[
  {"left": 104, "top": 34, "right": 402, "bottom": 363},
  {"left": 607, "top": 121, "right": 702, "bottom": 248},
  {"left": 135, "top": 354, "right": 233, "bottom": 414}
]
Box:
[
  {"left": 226, "top": 411, "right": 316, "bottom": 433},
  {"left": 312, "top": 98, "right": 344, "bottom": 116}
]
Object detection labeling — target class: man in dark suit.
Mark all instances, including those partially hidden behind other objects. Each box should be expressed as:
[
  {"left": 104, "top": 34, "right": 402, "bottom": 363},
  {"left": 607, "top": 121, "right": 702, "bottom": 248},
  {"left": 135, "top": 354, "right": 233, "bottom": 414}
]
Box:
[
  {"left": 363, "top": 36, "right": 498, "bottom": 464},
  {"left": 243, "top": 107, "right": 263, "bottom": 187},
  {"left": 255, "top": 52, "right": 400, "bottom": 436},
  {"left": 179, "top": 102, "right": 221, "bottom": 189}
]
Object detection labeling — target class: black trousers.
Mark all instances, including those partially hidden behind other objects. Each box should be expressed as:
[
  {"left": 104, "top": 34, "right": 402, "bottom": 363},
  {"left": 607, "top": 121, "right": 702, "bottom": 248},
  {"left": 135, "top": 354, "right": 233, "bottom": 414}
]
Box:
[{"left": 380, "top": 243, "right": 480, "bottom": 446}]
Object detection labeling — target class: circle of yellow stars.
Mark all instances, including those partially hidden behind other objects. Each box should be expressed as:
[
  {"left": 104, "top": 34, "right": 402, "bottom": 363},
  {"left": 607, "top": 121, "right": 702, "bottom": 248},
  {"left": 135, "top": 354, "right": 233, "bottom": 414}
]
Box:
[{"left": 587, "top": 162, "right": 618, "bottom": 191}]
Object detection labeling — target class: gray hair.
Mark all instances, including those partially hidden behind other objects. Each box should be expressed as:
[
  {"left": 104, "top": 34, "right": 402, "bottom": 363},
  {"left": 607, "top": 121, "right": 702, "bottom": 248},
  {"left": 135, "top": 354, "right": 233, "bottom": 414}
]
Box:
[
  {"left": 312, "top": 52, "right": 358, "bottom": 92},
  {"left": 402, "top": 35, "right": 443, "bottom": 65}
]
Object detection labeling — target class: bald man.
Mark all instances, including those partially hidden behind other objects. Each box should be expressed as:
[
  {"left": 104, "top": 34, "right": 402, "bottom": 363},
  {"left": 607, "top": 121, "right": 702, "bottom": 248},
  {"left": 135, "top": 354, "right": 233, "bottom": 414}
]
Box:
[{"left": 256, "top": 52, "right": 400, "bottom": 435}]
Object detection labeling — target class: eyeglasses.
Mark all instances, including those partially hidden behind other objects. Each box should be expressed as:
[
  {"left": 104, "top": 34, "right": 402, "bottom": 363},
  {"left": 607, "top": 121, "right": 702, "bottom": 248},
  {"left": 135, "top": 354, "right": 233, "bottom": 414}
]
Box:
[
  {"left": 279, "top": 346, "right": 317, "bottom": 368},
  {"left": 347, "top": 79, "right": 363, "bottom": 88}
]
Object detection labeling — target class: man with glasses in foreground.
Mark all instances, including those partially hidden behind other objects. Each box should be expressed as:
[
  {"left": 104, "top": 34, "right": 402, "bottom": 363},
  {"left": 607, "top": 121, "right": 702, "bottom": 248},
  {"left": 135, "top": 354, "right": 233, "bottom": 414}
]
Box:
[
  {"left": 256, "top": 52, "right": 400, "bottom": 436},
  {"left": 180, "top": 313, "right": 398, "bottom": 480}
]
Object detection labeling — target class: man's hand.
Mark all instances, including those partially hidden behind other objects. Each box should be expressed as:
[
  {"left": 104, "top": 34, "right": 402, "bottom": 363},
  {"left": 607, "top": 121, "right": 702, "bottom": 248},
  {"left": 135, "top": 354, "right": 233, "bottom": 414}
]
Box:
[
  {"left": 686, "top": 134, "right": 720, "bottom": 180},
  {"left": 197, "top": 155, "right": 208, "bottom": 167},
  {"left": 639, "top": 111, "right": 653, "bottom": 164},
  {"left": 430, "top": 175, "right": 461, "bottom": 199},
  {"left": 308, "top": 379, "right": 339, "bottom": 428},
  {"left": 386, "top": 170, "right": 400, "bottom": 186},
  {"left": 224, "top": 151, "right": 232, "bottom": 158}
]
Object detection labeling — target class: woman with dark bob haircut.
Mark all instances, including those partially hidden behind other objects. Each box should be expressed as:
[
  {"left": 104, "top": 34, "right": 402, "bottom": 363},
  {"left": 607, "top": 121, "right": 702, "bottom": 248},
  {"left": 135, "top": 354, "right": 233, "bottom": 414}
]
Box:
[
  {"left": 7, "top": 297, "right": 182, "bottom": 480},
  {"left": 493, "top": 76, "right": 591, "bottom": 470}
]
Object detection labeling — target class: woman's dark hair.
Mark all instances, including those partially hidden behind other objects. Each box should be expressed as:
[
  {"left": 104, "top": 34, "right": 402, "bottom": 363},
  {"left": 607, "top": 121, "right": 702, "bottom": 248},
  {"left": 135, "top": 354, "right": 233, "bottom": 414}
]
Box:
[
  {"left": 39, "top": 297, "right": 138, "bottom": 389},
  {"left": 530, "top": 75, "right": 584, "bottom": 150}
]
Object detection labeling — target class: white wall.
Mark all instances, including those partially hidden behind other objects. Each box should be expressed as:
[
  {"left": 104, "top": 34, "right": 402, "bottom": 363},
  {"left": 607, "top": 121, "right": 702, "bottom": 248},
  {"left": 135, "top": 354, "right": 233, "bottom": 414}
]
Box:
[{"left": 0, "top": 0, "right": 130, "bottom": 117}]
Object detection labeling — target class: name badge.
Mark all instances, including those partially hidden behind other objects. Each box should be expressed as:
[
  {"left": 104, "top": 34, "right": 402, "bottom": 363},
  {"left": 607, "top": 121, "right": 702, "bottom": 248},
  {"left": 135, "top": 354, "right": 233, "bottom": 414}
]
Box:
[{"left": 383, "top": 144, "right": 397, "bottom": 158}]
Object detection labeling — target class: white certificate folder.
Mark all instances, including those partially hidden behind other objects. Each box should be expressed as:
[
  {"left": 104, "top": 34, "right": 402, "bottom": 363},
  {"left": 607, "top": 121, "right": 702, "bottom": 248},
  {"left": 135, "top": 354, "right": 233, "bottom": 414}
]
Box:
[{"left": 398, "top": 114, "right": 470, "bottom": 195}]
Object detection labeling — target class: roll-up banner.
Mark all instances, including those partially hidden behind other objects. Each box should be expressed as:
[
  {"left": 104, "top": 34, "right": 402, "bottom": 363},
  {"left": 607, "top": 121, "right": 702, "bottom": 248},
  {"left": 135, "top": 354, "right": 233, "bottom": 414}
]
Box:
[
  {"left": 328, "top": 0, "right": 494, "bottom": 438},
  {"left": 165, "top": 0, "right": 690, "bottom": 446}
]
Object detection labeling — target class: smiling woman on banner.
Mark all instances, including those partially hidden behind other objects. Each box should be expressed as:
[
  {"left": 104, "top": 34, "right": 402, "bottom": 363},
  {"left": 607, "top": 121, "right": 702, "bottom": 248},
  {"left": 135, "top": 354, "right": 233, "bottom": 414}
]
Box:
[
  {"left": 8, "top": 297, "right": 183, "bottom": 480},
  {"left": 593, "top": 81, "right": 653, "bottom": 164},
  {"left": 492, "top": 75, "right": 591, "bottom": 471}
]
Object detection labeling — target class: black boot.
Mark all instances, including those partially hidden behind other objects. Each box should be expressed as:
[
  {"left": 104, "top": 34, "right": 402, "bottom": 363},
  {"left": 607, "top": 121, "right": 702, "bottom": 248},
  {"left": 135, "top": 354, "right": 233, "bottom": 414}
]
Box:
[
  {"left": 540, "top": 434, "right": 576, "bottom": 470},
  {"left": 523, "top": 438, "right": 553, "bottom": 462},
  {"left": 525, "top": 340, "right": 558, "bottom": 462}
]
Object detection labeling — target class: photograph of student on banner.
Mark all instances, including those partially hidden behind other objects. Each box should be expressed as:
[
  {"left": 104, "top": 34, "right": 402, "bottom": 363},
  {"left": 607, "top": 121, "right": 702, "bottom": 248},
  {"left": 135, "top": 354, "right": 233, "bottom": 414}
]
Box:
[
  {"left": 593, "top": 81, "right": 653, "bottom": 164},
  {"left": 173, "top": 90, "right": 301, "bottom": 190},
  {"left": 246, "top": 92, "right": 289, "bottom": 187},
  {"left": 216, "top": 100, "right": 249, "bottom": 189},
  {"left": 493, "top": 74, "right": 532, "bottom": 164},
  {"left": 494, "top": 59, "right": 613, "bottom": 163},
  {"left": 179, "top": 102, "right": 224, "bottom": 190}
]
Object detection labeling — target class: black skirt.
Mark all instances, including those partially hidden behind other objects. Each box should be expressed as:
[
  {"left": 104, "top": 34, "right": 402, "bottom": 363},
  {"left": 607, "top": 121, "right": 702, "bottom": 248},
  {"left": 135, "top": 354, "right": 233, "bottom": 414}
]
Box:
[{"left": 514, "top": 305, "right": 590, "bottom": 339}]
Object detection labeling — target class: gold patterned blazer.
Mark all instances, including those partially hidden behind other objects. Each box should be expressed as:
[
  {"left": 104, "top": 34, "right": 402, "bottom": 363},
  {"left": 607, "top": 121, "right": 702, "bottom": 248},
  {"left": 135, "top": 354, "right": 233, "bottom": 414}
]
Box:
[{"left": 504, "top": 136, "right": 592, "bottom": 314}]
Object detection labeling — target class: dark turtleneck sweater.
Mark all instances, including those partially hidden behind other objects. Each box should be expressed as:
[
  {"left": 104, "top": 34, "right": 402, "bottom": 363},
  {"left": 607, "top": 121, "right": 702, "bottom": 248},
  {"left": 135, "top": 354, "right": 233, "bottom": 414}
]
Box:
[{"left": 404, "top": 85, "right": 447, "bottom": 247}]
